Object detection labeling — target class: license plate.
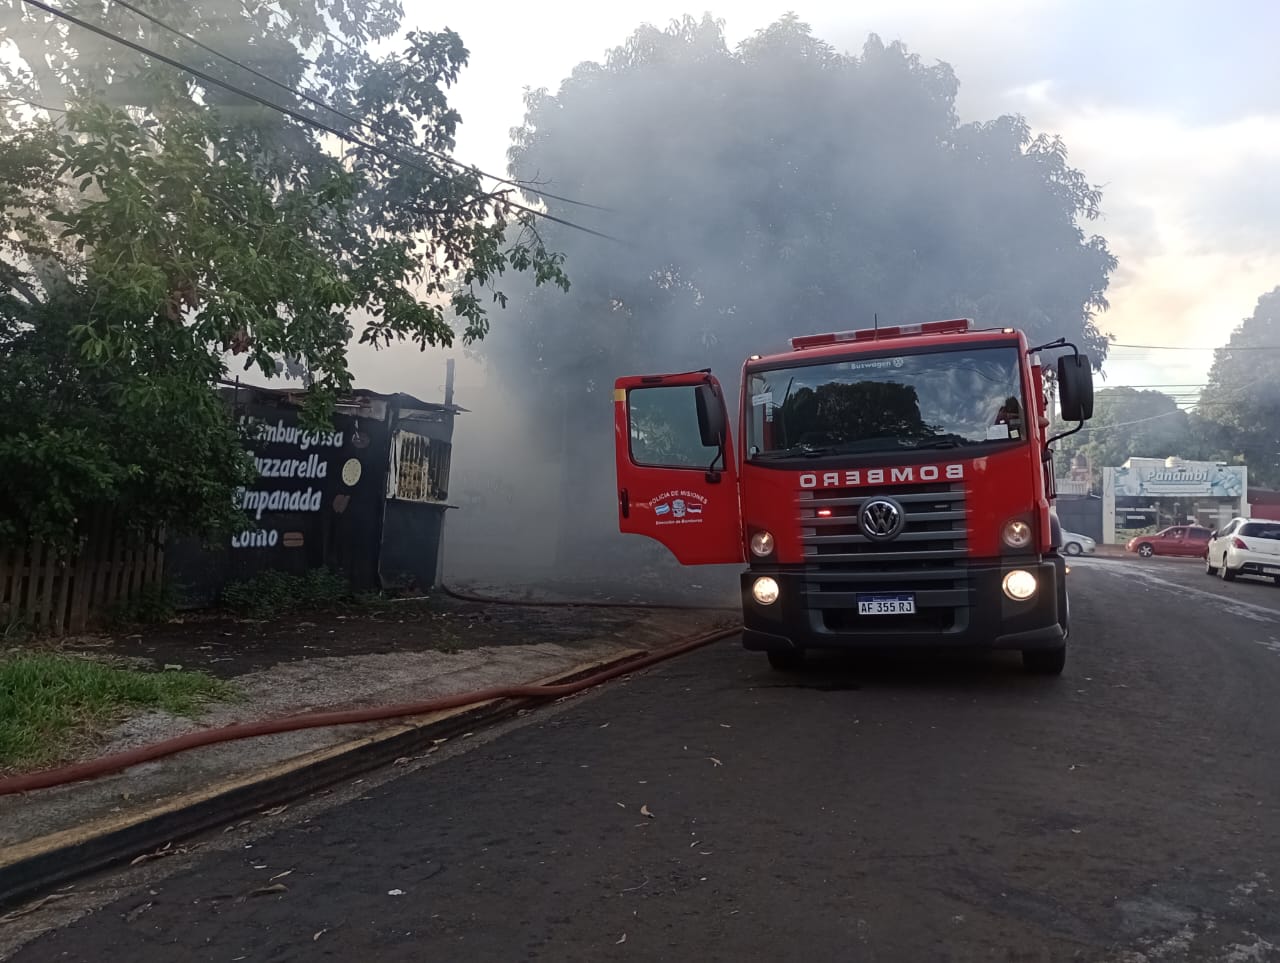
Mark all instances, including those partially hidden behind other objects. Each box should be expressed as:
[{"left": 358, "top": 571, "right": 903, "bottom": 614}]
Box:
[{"left": 856, "top": 594, "right": 916, "bottom": 615}]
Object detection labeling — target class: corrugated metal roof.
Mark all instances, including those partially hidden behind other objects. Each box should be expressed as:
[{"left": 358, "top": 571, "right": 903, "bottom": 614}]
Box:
[{"left": 217, "top": 380, "right": 466, "bottom": 414}]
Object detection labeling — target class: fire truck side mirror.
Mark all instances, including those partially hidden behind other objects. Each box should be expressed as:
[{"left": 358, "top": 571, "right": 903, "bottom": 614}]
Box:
[
  {"left": 695, "top": 383, "right": 726, "bottom": 448},
  {"left": 1057, "top": 354, "right": 1094, "bottom": 422}
]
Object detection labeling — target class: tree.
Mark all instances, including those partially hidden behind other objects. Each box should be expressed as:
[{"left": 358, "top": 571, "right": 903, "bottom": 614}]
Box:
[
  {"left": 478, "top": 14, "right": 1118, "bottom": 562},
  {"left": 1194, "top": 287, "right": 1280, "bottom": 488},
  {"left": 0, "top": 1, "right": 569, "bottom": 547},
  {"left": 1056, "top": 388, "right": 1192, "bottom": 486}
]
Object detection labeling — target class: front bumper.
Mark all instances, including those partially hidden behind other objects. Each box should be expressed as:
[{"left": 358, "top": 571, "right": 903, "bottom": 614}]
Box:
[{"left": 741, "top": 557, "right": 1067, "bottom": 653}]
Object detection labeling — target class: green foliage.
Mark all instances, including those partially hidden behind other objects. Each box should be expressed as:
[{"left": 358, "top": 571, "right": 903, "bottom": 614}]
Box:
[
  {"left": 109, "top": 582, "right": 180, "bottom": 627},
  {"left": 1054, "top": 288, "right": 1280, "bottom": 490},
  {"left": 2, "top": 609, "right": 32, "bottom": 645},
  {"left": 483, "top": 15, "right": 1118, "bottom": 546},
  {"left": 0, "top": 653, "right": 232, "bottom": 771},
  {"left": 221, "top": 567, "right": 354, "bottom": 619},
  {"left": 0, "top": 296, "right": 257, "bottom": 548},
  {"left": 498, "top": 14, "right": 1115, "bottom": 397},
  {"left": 0, "top": 2, "right": 569, "bottom": 549},
  {"left": 1193, "top": 287, "right": 1280, "bottom": 488},
  {"left": 1057, "top": 387, "right": 1192, "bottom": 485}
]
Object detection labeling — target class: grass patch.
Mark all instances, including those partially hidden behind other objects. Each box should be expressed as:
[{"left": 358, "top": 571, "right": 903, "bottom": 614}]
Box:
[
  {"left": 0, "top": 653, "right": 234, "bottom": 772},
  {"left": 221, "top": 568, "right": 358, "bottom": 619}
]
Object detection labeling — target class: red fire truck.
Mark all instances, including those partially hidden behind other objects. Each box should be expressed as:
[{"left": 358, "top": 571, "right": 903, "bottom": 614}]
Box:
[{"left": 612, "top": 318, "right": 1094, "bottom": 674}]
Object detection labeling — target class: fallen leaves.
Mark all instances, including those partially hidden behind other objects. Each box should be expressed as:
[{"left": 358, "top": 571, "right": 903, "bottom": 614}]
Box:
[
  {"left": 0, "top": 892, "right": 70, "bottom": 923},
  {"left": 260, "top": 804, "right": 289, "bottom": 817},
  {"left": 248, "top": 883, "right": 288, "bottom": 897},
  {"left": 131, "top": 841, "right": 195, "bottom": 866},
  {"left": 639, "top": 805, "right": 654, "bottom": 819}
]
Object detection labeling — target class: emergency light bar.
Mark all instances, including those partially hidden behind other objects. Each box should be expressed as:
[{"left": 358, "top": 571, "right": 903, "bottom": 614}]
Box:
[{"left": 790, "top": 318, "right": 972, "bottom": 351}]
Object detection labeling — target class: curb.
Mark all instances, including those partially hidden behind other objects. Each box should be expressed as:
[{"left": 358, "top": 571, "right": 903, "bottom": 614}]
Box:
[{"left": 0, "top": 648, "right": 651, "bottom": 913}]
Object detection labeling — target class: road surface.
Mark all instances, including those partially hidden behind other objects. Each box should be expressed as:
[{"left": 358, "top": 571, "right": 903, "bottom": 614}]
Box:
[{"left": 7, "top": 557, "right": 1280, "bottom": 961}]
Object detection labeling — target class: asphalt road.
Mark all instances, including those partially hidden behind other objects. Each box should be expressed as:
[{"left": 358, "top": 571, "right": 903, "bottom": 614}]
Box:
[{"left": 8, "top": 556, "right": 1280, "bottom": 962}]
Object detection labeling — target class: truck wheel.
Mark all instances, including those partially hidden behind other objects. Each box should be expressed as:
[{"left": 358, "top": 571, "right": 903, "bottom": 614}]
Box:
[
  {"left": 1137, "top": 543, "right": 1154, "bottom": 558},
  {"left": 767, "top": 649, "right": 805, "bottom": 672},
  {"left": 1023, "top": 646, "right": 1066, "bottom": 675}
]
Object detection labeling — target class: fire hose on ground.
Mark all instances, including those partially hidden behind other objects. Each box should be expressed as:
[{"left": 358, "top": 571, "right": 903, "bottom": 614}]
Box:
[
  {"left": 438, "top": 582, "right": 742, "bottom": 612},
  {"left": 0, "top": 588, "right": 742, "bottom": 797}
]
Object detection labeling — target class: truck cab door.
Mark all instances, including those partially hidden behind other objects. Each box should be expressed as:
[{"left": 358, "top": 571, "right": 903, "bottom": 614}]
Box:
[{"left": 613, "top": 372, "right": 745, "bottom": 565}]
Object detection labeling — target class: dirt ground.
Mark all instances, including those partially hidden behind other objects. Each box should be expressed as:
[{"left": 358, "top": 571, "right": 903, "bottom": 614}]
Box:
[{"left": 54, "top": 592, "right": 664, "bottom": 680}]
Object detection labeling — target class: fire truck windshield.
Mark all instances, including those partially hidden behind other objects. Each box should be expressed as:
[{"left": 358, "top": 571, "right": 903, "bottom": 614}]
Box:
[{"left": 746, "top": 346, "right": 1026, "bottom": 460}]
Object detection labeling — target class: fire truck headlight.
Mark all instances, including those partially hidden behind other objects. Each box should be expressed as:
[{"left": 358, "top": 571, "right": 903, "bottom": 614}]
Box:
[
  {"left": 1002, "top": 519, "right": 1033, "bottom": 549},
  {"left": 751, "top": 576, "right": 780, "bottom": 606},
  {"left": 750, "top": 531, "right": 775, "bottom": 557},
  {"left": 1002, "top": 569, "right": 1038, "bottom": 601}
]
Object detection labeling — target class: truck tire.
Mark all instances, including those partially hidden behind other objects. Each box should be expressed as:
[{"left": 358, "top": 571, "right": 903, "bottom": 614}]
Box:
[
  {"left": 767, "top": 649, "right": 806, "bottom": 672},
  {"left": 1023, "top": 646, "right": 1066, "bottom": 675}
]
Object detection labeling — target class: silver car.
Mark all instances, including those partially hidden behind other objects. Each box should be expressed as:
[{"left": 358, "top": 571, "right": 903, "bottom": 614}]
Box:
[
  {"left": 1205, "top": 518, "right": 1280, "bottom": 583},
  {"left": 1060, "top": 530, "right": 1097, "bottom": 556}
]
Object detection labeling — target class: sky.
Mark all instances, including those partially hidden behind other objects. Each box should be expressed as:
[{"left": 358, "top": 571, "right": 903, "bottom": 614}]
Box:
[{"left": 353, "top": 0, "right": 1280, "bottom": 407}]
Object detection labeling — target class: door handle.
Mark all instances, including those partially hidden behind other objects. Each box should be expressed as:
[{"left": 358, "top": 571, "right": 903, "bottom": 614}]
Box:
[{"left": 619, "top": 488, "right": 630, "bottom": 519}]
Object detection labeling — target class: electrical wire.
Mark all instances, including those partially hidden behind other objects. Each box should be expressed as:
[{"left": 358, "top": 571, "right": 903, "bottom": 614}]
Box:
[
  {"left": 108, "top": 0, "right": 612, "bottom": 213},
  {"left": 20, "top": 0, "right": 626, "bottom": 245},
  {"left": 1073, "top": 409, "right": 1184, "bottom": 432},
  {"left": 1109, "top": 342, "right": 1280, "bottom": 351}
]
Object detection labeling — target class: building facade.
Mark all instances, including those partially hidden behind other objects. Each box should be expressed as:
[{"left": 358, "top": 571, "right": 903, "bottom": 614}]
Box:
[
  {"left": 167, "top": 377, "right": 461, "bottom": 606},
  {"left": 1102, "top": 457, "right": 1248, "bottom": 544}
]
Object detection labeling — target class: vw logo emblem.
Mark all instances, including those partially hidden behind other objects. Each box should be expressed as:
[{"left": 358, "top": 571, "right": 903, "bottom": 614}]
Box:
[{"left": 859, "top": 497, "right": 905, "bottom": 541}]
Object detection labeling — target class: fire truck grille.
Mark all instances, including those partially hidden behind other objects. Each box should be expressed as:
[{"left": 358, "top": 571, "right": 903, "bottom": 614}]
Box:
[{"left": 797, "top": 483, "right": 969, "bottom": 634}]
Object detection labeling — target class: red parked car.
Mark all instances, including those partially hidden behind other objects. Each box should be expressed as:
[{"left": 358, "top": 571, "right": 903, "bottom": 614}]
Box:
[{"left": 1126, "top": 526, "right": 1214, "bottom": 559}]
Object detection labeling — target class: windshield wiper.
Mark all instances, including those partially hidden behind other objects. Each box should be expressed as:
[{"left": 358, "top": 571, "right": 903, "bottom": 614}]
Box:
[
  {"left": 902, "top": 434, "right": 972, "bottom": 450},
  {"left": 752, "top": 443, "right": 836, "bottom": 460},
  {"left": 754, "top": 434, "right": 978, "bottom": 459},
  {"left": 905, "top": 439, "right": 964, "bottom": 450}
]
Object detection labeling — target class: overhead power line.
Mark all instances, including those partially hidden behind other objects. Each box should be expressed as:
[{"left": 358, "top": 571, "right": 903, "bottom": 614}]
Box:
[
  {"left": 1074, "top": 410, "right": 1184, "bottom": 432},
  {"left": 21, "top": 0, "right": 624, "bottom": 244},
  {"left": 1109, "top": 342, "right": 1280, "bottom": 351},
  {"left": 109, "top": 0, "right": 611, "bottom": 213}
]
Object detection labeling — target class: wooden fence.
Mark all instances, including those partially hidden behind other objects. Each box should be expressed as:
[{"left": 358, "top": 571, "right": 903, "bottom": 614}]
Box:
[{"left": 0, "top": 517, "right": 164, "bottom": 636}]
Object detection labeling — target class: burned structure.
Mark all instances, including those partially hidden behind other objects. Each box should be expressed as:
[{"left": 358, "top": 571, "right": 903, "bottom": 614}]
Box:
[{"left": 168, "top": 372, "right": 461, "bottom": 605}]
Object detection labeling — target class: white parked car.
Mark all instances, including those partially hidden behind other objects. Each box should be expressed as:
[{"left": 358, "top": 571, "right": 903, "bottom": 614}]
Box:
[
  {"left": 1060, "top": 530, "right": 1096, "bottom": 556},
  {"left": 1205, "top": 518, "right": 1280, "bottom": 583}
]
